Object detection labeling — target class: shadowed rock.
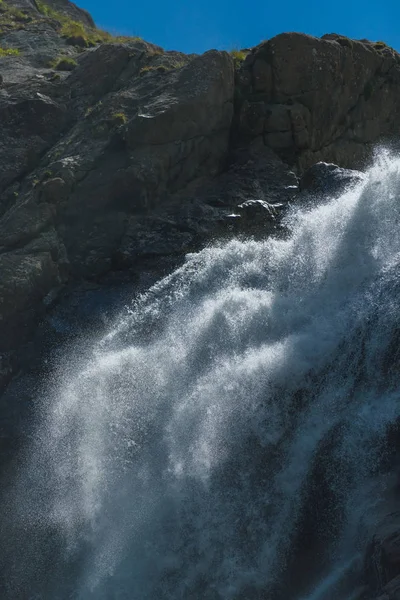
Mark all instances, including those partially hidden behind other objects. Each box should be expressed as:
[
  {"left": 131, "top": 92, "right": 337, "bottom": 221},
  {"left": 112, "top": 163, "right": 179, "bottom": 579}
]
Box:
[{"left": 299, "top": 162, "right": 365, "bottom": 197}]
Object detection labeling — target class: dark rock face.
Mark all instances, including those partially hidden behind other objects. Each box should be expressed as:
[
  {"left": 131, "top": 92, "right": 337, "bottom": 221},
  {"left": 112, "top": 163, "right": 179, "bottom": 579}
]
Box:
[
  {"left": 235, "top": 32, "right": 400, "bottom": 169},
  {"left": 299, "top": 161, "right": 365, "bottom": 197},
  {"left": 0, "top": 8, "right": 236, "bottom": 357},
  {"left": 0, "top": 4, "right": 302, "bottom": 372}
]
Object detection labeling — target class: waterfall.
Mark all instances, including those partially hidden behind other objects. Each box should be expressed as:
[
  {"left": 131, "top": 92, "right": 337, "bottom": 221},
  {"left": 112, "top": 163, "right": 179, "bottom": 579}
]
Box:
[{"left": 3, "top": 153, "right": 400, "bottom": 599}]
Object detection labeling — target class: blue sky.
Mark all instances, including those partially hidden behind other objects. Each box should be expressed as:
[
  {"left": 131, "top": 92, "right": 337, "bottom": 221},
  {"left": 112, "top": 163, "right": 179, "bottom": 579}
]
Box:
[{"left": 78, "top": 0, "right": 399, "bottom": 54}]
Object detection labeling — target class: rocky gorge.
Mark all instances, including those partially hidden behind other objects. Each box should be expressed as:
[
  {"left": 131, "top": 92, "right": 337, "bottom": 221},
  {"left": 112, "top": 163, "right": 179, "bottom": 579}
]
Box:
[{"left": 1, "top": 1, "right": 400, "bottom": 598}]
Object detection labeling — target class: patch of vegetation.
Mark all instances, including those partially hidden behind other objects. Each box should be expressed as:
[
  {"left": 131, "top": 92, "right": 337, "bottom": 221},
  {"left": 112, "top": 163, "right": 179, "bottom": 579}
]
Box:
[
  {"left": 36, "top": 0, "right": 60, "bottom": 19},
  {"left": 140, "top": 65, "right": 161, "bottom": 76},
  {"left": 111, "top": 111, "right": 128, "bottom": 125},
  {"left": 373, "top": 40, "right": 397, "bottom": 56},
  {"left": 60, "top": 20, "right": 91, "bottom": 47},
  {"left": 230, "top": 49, "right": 247, "bottom": 61},
  {"left": 6, "top": 7, "right": 29, "bottom": 21},
  {"left": 230, "top": 48, "right": 249, "bottom": 69},
  {"left": 139, "top": 61, "right": 186, "bottom": 76},
  {"left": 85, "top": 100, "right": 102, "bottom": 117},
  {"left": 0, "top": 47, "right": 20, "bottom": 56},
  {"left": 110, "top": 34, "right": 142, "bottom": 44},
  {"left": 89, "top": 29, "right": 142, "bottom": 44},
  {"left": 172, "top": 60, "right": 187, "bottom": 69},
  {"left": 49, "top": 56, "right": 78, "bottom": 71},
  {"left": 36, "top": 1, "right": 142, "bottom": 47},
  {"left": 148, "top": 47, "right": 165, "bottom": 56},
  {"left": 0, "top": 2, "right": 32, "bottom": 34}
]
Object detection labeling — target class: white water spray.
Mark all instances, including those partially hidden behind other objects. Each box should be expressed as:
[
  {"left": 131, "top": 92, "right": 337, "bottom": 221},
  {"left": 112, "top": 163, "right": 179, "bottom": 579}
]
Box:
[{"left": 4, "top": 153, "right": 400, "bottom": 599}]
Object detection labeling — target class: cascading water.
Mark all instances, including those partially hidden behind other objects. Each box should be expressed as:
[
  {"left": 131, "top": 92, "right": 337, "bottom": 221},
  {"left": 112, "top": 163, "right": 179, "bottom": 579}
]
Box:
[{"left": 2, "top": 153, "right": 400, "bottom": 600}]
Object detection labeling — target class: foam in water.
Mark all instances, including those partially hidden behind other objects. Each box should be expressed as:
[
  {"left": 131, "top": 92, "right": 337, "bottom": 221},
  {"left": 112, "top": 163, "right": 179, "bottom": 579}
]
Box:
[{"left": 4, "top": 152, "right": 400, "bottom": 599}]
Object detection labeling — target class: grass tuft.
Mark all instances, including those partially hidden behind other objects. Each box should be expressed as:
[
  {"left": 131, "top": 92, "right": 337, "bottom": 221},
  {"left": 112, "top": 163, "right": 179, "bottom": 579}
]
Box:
[
  {"left": 139, "top": 60, "right": 186, "bottom": 76},
  {"left": 111, "top": 111, "right": 128, "bottom": 125},
  {"left": 0, "top": 47, "right": 20, "bottom": 56},
  {"left": 230, "top": 48, "right": 248, "bottom": 67},
  {"left": 0, "top": 2, "right": 32, "bottom": 34},
  {"left": 49, "top": 56, "right": 78, "bottom": 71}
]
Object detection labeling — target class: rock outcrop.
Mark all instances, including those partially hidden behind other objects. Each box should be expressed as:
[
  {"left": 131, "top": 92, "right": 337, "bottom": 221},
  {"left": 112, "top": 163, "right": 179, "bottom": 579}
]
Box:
[
  {"left": 299, "top": 161, "right": 365, "bottom": 196},
  {"left": 235, "top": 33, "right": 400, "bottom": 169}
]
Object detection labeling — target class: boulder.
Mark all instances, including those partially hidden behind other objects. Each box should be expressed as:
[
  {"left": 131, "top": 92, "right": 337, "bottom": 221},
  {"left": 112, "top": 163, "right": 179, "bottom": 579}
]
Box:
[{"left": 299, "top": 162, "right": 365, "bottom": 197}]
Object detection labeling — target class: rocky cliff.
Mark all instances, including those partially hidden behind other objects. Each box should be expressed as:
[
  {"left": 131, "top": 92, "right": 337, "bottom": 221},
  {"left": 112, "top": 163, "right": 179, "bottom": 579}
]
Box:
[
  {"left": 1, "top": 1, "right": 400, "bottom": 597},
  {"left": 2, "top": 0, "right": 400, "bottom": 378}
]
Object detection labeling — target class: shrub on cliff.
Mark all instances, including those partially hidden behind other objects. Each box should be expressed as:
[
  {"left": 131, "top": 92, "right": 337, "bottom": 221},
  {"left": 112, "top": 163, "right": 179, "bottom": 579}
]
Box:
[{"left": 230, "top": 49, "right": 248, "bottom": 68}]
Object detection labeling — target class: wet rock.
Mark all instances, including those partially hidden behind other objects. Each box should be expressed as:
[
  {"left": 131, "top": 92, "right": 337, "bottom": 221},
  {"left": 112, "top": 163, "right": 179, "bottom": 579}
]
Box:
[
  {"left": 117, "top": 216, "right": 194, "bottom": 265},
  {"left": 237, "top": 198, "right": 278, "bottom": 220},
  {"left": 299, "top": 162, "right": 365, "bottom": 196}
]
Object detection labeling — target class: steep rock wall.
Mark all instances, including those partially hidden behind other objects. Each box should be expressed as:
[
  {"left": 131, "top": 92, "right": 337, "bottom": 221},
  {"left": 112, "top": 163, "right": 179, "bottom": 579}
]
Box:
[{"left": 236, "top": 32, "right": 400, "bottom": 169}]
